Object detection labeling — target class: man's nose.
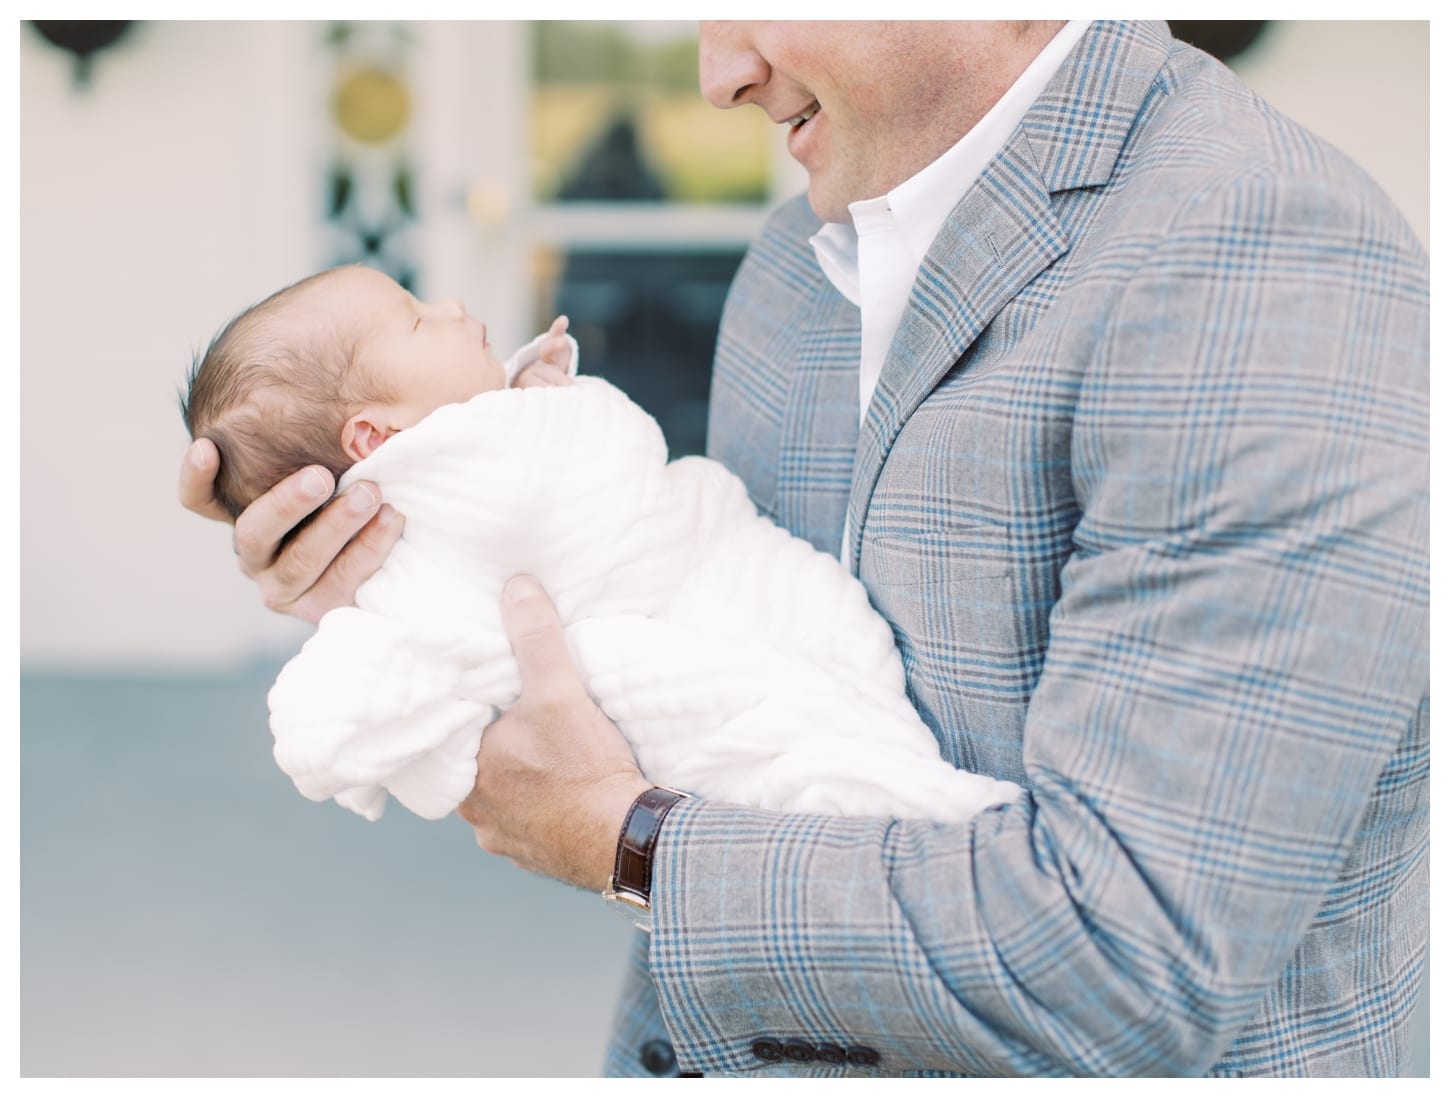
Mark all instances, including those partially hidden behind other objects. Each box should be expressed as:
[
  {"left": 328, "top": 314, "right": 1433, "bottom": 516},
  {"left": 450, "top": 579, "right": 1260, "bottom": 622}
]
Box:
[{"left": 698, "top": 21, "right": 769, "bottom": 110}]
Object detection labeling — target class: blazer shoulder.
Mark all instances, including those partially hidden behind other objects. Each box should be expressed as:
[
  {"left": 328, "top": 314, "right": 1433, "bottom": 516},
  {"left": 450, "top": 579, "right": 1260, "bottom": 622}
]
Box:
[
  {"left": 1109, "top": 41, "right": 1423, "bottom": 257},
  {"left": 725, "top": 194, "right": 828, "bottom": 313}
]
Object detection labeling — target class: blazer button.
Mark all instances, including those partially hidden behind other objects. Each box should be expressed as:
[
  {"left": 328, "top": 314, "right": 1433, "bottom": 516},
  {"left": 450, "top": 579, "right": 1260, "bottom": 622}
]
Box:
[
  {"left": 846, "top": 1045, "right": 881, "bottom": 1068},
  {"left": 814, "top": 1043, "right": 846, "bottom": 1064},
  {"left": 751, "top": 1038, "right": 783, "bottom": 1062},
  {"left": 782, "top": 1040, "right": 814, "bottom": 1062},
  {"left": 639, "top": 1039, "right": 678, "bottom": 1076}
]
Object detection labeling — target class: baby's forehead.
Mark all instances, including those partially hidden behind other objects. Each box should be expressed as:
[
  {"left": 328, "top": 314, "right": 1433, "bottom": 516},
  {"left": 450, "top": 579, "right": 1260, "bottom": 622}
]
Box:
[
  {"left": 324, "top": 264, "right": 397, "bottom": 298},
  {"left": 281, "top": 268, "right": 388, "bottom": 337}
]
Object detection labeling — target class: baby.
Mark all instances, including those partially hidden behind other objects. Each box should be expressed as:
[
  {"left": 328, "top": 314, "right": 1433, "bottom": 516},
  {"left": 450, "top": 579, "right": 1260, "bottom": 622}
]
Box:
[
  {"left": 181, "top": 265, "right": 576, "bottom": 521},
  {"left": 184, "top": 265, "right": 1023, "bottom": 825}
]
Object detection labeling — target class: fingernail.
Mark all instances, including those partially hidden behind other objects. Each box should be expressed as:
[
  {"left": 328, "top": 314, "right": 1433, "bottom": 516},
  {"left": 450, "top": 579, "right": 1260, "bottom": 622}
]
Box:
[
  {"left": 503, "top": 575, "right": 540, "bottom": 604},
  {"left": 349, "top": 484, "right": 378, "bottom": 512},
  {"left": 304, "top": 468, "right": 331, "bottom": 499},
  {"left": 188, "top": 441, "right": 209, "bottom": 468},
  {"left": 378, "top": 503, "right": 400, "bottom": 527}
]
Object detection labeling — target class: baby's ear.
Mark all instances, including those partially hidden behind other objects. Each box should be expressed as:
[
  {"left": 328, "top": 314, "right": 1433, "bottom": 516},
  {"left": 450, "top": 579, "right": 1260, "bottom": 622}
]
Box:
[{"left": 341, "top": 411, "right": 396, "bottom": 462}]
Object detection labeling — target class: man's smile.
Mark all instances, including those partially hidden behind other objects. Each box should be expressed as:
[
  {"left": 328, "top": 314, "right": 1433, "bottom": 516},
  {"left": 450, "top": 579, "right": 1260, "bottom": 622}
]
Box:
[{"left": 784, "top": 101, "right": 820, "bottom": 131}]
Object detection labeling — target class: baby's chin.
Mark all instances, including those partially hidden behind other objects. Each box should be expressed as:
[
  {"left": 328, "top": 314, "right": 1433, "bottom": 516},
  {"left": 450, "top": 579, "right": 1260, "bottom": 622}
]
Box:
[
  {"left": 462, "top": 371, "right": 506, "bottom": 402},
  {"left": 455, "top": 380, "right": 502, "bottom": 407},
  {"left": 481, "top": 355, "right": 507, "bottom": 392}
]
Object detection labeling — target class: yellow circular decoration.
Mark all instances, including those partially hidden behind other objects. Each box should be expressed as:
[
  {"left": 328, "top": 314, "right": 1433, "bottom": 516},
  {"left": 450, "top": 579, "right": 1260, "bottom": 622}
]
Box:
[{"left": 332, "top": 67, "right": 410, "bottom": 144}]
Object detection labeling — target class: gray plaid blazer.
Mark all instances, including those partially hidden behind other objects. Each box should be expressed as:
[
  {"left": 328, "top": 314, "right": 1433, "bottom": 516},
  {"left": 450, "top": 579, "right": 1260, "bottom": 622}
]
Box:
[{"left": 603, "top": 20, "right": 1428, "bottom": 1077}]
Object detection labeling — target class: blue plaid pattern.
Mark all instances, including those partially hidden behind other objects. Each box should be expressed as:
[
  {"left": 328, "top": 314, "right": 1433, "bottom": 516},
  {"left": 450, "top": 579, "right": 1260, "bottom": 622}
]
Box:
[{"left": 603, "top": 21, "right": 1428, "bottom": 1077}]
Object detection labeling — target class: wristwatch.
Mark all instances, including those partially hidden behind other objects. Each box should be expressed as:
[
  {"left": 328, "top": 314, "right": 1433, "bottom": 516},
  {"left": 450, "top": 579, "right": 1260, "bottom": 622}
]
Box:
[{"left": 601, "top": 786, "right": 690, "bottom": 931}]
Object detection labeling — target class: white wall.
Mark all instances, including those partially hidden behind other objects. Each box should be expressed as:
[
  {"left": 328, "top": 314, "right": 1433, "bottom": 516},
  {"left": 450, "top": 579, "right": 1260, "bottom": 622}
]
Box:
[
  {"left": 18, "top": 20, "right": 1432, "bottom": 670},
  {"left": 1232, "top": 20, "right": 1428, "bottom": 246},
  {"left": 19, "top": 19, "right": 545, "bottom": 670},
  {"left": 21, "top": 21, "right": 323, "bottom": 666}
]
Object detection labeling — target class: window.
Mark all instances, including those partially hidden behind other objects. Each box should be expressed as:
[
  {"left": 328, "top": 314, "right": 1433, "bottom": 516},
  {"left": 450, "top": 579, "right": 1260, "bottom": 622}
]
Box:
[{"left": 528, "top": 21, "right": 776, "bottom": 457}]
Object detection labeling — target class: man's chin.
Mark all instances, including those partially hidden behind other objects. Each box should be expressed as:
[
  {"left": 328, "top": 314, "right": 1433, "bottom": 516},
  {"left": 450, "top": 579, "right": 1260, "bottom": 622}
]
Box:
[{"left": 805, "top": 185, "right": 852, "bottom": 225}]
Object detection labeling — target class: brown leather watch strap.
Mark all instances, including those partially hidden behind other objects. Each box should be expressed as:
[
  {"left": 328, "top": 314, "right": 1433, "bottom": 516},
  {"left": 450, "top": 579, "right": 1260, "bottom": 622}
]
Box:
[{"left": 610, "top": 786, "right": 688, "bottom": 905}]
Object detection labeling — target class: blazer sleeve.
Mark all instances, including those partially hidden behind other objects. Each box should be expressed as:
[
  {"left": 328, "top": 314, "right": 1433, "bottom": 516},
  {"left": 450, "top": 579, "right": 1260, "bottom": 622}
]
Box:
[{"left": 643, "top": 169, "right": 1430, "bottom": 1076}]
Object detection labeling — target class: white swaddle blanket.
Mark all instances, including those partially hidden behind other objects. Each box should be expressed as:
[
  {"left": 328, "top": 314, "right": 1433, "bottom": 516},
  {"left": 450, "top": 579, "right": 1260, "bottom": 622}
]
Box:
[{"left": 267, "top": 377, "right": 1022, "bottom": 823}]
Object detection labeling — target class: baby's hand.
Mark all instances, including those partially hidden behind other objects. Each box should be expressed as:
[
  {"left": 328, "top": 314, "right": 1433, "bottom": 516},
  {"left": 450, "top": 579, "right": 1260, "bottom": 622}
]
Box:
[
  {"left": 514, "top": 316, "right": 574, "bottom": 388},
  {"left": 514, "top": 361, "right": 573, "bottom": 388},
  {"left": 510, "top": 314, "right": 577, "bottom": 388}
]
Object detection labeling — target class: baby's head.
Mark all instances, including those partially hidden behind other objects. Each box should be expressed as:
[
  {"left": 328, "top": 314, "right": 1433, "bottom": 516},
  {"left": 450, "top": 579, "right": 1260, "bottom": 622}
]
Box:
[{"left": 181, "top": 265, "right": 506, "bottom": 518}]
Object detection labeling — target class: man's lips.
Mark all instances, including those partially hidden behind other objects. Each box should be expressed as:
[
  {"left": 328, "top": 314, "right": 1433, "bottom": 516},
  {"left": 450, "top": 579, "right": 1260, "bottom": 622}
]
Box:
[{"left": 783, "top": 100, "right": 821, "bottom": 162}]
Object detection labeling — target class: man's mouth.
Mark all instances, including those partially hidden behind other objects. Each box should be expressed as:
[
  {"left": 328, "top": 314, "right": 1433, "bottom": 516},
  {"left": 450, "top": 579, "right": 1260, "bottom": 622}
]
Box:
[{"left": 785, "top": 102, "right": 820, "bottom": 132}]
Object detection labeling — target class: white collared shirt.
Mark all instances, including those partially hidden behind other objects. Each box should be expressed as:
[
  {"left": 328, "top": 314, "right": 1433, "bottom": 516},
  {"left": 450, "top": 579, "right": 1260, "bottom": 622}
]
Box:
[{"left": 810, "top": 21, "right": 1091, "bottom": 434}]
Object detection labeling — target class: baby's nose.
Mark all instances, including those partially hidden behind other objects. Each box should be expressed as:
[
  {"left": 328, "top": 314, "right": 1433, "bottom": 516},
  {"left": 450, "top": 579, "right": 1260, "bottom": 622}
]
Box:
[{"left": 443, "top": 297, "right": 466, "bottom": 318}]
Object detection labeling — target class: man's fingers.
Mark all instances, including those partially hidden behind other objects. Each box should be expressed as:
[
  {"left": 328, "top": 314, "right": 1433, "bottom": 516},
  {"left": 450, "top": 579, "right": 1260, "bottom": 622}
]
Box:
[
  {"left": 180, "top": 441, "right": 403, "bottom": 624},
  {"left": 288, "top": 504, "right": 405, "bottom": 624},
  {"left": 254, "top": 482, "right": 380, "bottom": 601},
  {"left": 501, "top": 576, "right": 587, "bottom": 702},
  {"left": 231, "top": 464, "right": 341, "bottom": 576},
  {"left": 177, "top": 439, "right": 232, "bottom": 524}
]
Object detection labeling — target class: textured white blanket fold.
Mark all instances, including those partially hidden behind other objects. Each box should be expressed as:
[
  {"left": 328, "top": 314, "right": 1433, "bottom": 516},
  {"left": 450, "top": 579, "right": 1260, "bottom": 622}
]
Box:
[{"left": 267, "top": 378, "right": 1022, "bottom": 823}]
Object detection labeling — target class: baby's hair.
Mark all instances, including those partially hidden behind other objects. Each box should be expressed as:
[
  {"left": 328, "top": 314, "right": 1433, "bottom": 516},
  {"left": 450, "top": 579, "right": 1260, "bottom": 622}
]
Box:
[{"left": 179, "top": 268, "right": 380, "bottom": 520}]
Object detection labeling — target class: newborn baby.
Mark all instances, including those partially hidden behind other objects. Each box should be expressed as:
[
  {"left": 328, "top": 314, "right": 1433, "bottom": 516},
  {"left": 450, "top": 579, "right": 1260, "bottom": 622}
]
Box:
[
  {"left": 182, "top": 265, "right": 1023, "bottom": 824},
  {"left": 182, "top": 265, "right": 576, "bottom": 521}
]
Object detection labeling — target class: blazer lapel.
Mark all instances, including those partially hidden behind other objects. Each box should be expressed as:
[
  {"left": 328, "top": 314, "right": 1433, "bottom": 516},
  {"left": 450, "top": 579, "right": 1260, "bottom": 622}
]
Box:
[
  {"left": 843, "top": 20, "right": 1173, "bottom": 571},
  {"left": 776, "top": 284, "right": 861, "bottom": 554},
  {"left": 845, "top": 137, "right": 1067, "bottom": 570}
]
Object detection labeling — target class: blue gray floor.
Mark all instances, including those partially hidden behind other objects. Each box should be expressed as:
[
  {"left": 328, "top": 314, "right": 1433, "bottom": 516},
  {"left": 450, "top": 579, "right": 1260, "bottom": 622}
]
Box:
[
  {"left": 20, "top": 665, "right": 635, "bottom": 1076},
  {"left": 20, "top": 667, "right": 1429, "bottom": 1076}
]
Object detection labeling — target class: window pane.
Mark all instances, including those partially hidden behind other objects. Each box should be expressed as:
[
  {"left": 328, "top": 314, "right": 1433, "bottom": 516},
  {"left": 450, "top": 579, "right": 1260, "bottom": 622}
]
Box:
[
  {"left": 531, "top": 21, "right": 772, "bottom": 204},
  {"left": 534, "top": 244, "right": 744, "bottom": 458}
]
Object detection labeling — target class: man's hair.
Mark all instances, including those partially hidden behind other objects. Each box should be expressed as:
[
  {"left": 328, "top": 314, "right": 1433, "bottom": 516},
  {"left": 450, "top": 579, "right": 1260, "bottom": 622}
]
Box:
[{"left": 179, "top": 269, "right": 378, "bottom": 520}]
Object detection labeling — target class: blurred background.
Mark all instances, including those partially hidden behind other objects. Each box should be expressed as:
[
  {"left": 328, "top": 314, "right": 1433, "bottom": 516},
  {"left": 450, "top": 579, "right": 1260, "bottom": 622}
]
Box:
[{"left": 19, "top": 20, "right": 1430, "bottom": 1077}]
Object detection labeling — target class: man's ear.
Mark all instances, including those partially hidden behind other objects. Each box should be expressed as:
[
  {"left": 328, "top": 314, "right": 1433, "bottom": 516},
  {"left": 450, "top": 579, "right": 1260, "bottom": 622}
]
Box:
[{"left": 341, "top": 409, "right": 398, "bottom": 462}]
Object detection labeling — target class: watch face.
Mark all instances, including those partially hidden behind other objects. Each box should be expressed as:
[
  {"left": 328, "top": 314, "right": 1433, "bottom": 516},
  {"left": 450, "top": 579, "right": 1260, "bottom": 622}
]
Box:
[{"left": 602, "top": 888, "right": 651, "bottom": 932}]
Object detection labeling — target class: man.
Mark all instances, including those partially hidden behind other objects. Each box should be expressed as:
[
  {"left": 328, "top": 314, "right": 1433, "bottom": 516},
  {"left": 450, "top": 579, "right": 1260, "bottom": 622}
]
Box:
[{"left": 179, "top": 21, "right": 1428, "bottom": 1076}]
